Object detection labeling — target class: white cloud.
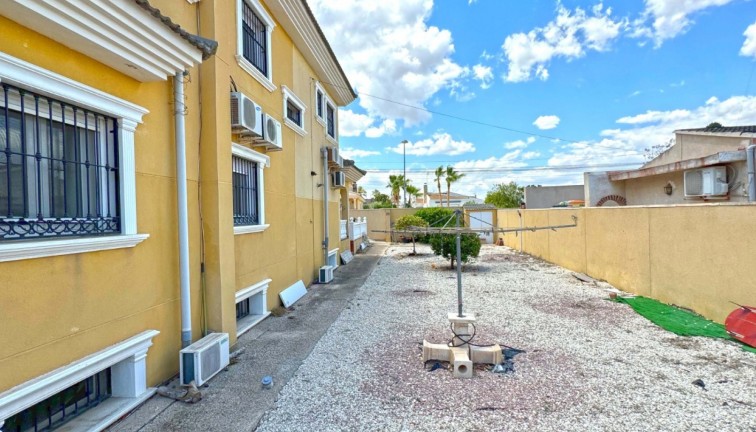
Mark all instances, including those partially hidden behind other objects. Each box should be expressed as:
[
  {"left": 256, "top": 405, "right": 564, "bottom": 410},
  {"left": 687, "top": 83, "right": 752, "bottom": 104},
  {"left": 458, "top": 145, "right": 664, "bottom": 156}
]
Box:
[
  {"left": 741, "top": 21, "right": 756, "bottom": 58},
  {"left": 631, "top": 0, "right": 734, "bottom": 47},
  {"left": 339, "top": 109, "right": 375, "bottom": 137},
  {"left": 522, "top": 151, "right": 541, "bottom": 160},
  {"left": 339, "top": 147, "right": 381, "bottom": 159},
  {"left": 365, "top": 119, "right": 398, "bottom": 138},
  {"left": 472, "top": 64, "right": 494, "bottom": 89},
  {"left": 504, "top": 139, "right": 529, "bottom": 150},
  {"left": 533, "top": 115, "right": 561, "bottom": 130},
  {"left": 502, "top": 3, "right": 625, "bottom": 82},
  {"left": 616, "top": 109, "right": 691, "bottom": 125},
  {"left": 309, "top": 0, "right": 469, "bottom": 127},
  {"left": 386, "top": 133, "right": 476, "bottom": 156}
]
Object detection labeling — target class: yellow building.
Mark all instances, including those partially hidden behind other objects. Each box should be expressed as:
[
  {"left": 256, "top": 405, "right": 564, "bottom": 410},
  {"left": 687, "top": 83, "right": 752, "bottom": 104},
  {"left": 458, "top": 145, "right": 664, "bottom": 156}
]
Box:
[{"left": 0, "top": 1, "right": 355, "bottom": 430}]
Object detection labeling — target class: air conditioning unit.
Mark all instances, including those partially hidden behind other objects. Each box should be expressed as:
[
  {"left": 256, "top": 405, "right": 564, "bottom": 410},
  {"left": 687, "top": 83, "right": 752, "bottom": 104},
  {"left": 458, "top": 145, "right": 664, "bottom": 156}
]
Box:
[
  {"left": 254, "top": 114, "right": 282, "bottom": 151},
  {"left": 230, "top": 92, "right": 263, "bottom": 137},
  {"left": 331, "top": 171, "right": 346, "bottom": 188},
  {"left": 180, "top": 333, "right": 230, "bottom": 386},
  {"left": 684, "top": 166, "right": 728, "bottom": 197},
  {"left": 319, "top": 265, "right": 334, "bottom": 283},
  {"left": 326, "top": 147, "right": 343, "bottom": 169}
]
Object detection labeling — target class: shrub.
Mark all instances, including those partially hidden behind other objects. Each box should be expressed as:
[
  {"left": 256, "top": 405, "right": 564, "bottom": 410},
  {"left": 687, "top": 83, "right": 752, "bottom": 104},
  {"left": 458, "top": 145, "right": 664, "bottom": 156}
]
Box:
[
  {"left": 429, "top": 233, "right": 481, "bottom": 269},
  {"left": 395, "top": 215, "right": 428, "bottom": 254},
  {"left": 414, "top": 207, "right": 455, "bottom": 243}
]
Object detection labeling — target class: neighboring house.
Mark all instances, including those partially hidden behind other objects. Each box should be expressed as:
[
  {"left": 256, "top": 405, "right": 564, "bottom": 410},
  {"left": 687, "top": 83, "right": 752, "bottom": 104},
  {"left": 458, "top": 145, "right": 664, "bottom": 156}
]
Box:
[
  {"left": 339, "top": 159, "right": 368, "bottom": 253},
  {"left": 421, "top": 190, "right": 483, "bottom": 207},
  {"left": 585, "top": 126, "right": 756, "bottom": 206},
  {"left": 0, "top": 1, "right": 355, "bottom": 430},
  {"left": 524, "top": 185, "right": 585, "bottom": 209}
]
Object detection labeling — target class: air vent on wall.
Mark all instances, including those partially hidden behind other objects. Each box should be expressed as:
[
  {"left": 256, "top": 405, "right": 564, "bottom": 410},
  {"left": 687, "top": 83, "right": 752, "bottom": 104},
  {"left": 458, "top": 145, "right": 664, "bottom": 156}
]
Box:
[{"left": 230, "top": 92, "right": 263, "bottom": 137}]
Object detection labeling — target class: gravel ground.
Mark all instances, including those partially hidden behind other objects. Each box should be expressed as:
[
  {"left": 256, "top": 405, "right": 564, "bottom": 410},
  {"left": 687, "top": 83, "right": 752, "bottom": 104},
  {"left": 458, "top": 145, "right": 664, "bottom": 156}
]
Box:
[{"left": 257, "top": 244, "right": 756, "bottom": 432}]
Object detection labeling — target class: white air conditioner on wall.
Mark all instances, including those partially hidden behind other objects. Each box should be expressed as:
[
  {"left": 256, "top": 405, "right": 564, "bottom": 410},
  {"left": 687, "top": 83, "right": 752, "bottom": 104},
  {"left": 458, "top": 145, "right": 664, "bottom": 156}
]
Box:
[
  {"left": 684, "top": 166, "right": 728, "bottom": 197},
  {"left": 331, "top": 171, "right": 346, "bottom": 188},
  {"left": 230, "top": 92, "right": 263, "bottom": 137},
  {"left": 180, "top": 333, "right": 230, "bottom": 386},
  {"left": 327, "top": 147, "right": 343, "bottom": 169},
  {"left": 319, "top": 265, "right": 334, "bottom": 283},
  {"left": 255, "top": 114, "right": 282, "bottom": 151}
]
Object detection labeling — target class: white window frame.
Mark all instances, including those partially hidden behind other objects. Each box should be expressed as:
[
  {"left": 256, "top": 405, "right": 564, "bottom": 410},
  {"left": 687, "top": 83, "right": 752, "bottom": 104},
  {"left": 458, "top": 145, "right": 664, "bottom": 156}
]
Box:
[
  {"left": 325, "top": 98, "right": 337, "bottom": 144},
  {"left": 0, "top": 51, "right": 149, "bottom": 263},
  {"left": 0, "top": 330, "right": 159, "bottom": 432},
  {"left": 314, "top": 81, "right": 326, "bottom": 127},
  {"left": 236, "top": 0, "right": 276, "bottom": 93},
  {"left": 281, "top": 85, "right": 306, "bottom": 136},
  {"left": 235, "top": 278, "right": 271, "bottom": 336},
  {"left": 232, "top": 143, "right": 270, "bottom": 235}
]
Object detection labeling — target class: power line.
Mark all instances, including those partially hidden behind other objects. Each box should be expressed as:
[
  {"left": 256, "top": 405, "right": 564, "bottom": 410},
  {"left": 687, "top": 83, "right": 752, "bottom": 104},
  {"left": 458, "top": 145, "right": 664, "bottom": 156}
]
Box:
[
  {"left": 320, "top": 79, "right": 646, "bottom": 153},
  {"left": 363, "top": 161, "right": 639, "bottom": 174}
]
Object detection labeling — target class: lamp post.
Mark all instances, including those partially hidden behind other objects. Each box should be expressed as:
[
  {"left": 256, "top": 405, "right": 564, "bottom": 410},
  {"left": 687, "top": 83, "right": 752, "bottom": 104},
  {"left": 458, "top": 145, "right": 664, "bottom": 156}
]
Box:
[{"left": 402, "top": 140, "right": 408, "bottom": 207}]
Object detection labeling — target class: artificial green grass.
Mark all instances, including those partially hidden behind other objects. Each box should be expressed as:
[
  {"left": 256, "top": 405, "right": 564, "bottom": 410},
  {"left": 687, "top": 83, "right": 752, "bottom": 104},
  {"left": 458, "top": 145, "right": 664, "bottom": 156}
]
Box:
[{"left": 615, "top": 296, "right": 756, "bottom": 353}]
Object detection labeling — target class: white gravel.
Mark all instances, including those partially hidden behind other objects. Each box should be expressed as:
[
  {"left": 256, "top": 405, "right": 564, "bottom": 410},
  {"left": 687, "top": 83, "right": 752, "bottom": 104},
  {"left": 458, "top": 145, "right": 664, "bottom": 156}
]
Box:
[{"left": 257, "top": 244, "right": 756, "bottom": 432}]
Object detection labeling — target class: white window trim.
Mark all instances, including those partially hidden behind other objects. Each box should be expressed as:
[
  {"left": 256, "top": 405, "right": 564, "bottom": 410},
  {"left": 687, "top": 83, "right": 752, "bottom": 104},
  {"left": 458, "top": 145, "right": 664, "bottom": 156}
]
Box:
[
  {"left": 314, "top": 81, "right": 326, "bottom": 127},
  {"left": 235, "top": 278, "right": 271, "bottom": 336},
  {"left": 327, "top": 248, "right": 339, "bottom": 268},
  {"left": 0, "top": 51, "right": 149, "bottom": 261},
  {"left": 236, "top": 0, "right": 276, "bottom": 93},
  {"left": 232, "top": 143, "right": 269, "bottom": 235},
  {"left": 0, "top": 330, "right": 160, "bottom": 431},
  {"left": 281, "top": 85, "right": 307, "bottom": 136}
]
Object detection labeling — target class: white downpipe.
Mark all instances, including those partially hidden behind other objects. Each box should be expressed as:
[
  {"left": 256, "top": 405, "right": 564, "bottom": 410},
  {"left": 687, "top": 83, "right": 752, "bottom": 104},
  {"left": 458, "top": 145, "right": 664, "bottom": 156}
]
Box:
[
  {"left": 747, "top": 144, "right": 756, "bottom": 202},
  {"left": 174, "top": 71, "right": 192, "bottom": 348},
  {"left": 322, "top": 147, "right": 329, "bottom": 266}
]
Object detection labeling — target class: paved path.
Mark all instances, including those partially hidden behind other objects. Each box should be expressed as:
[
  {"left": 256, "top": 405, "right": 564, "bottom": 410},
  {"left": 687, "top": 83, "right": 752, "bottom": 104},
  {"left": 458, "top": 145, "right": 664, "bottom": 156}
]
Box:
[{"left": 109, "top": 242, "right": 388, "bottom": 432}]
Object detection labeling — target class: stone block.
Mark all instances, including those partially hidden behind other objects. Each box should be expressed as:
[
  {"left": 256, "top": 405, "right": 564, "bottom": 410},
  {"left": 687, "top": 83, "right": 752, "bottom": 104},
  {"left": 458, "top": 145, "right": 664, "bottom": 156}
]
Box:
[{"left": 470, "top": 344, "right": 502, "bottom": 365}]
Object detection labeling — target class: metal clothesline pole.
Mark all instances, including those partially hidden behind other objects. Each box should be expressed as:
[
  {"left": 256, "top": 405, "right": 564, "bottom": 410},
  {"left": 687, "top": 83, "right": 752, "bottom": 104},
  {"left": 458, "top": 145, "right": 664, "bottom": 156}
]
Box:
[{"left": 455, "top": 210, "right": 463, "bottom": 317}]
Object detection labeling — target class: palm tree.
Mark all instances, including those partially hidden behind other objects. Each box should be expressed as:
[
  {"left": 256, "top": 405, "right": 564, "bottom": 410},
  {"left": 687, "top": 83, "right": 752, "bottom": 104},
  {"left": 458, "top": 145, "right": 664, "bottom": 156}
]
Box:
[
  {"left": 386, "top": 175, "right": 405, "bottom": 207},
  {"left": 434, "top": 166, "right": 445, "bottom": 207},
  {"left": 405, "top": 185, "right": 421, "bottom": 207},
  {"left": 445, "top": 166, "right": 465, "bottom": 208}
]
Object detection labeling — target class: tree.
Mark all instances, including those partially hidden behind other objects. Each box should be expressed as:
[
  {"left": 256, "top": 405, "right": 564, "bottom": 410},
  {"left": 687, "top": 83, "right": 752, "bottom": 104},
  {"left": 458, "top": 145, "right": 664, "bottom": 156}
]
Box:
[
  {"left": 414, "top": 207, "right": 455, "bottom": 243},
  {"left": 369, "top": 189, "right": 393, "bottom": 208},
  {"left": 643, "top": 138, "right": 674, "bottom": 162},
  {"left": 405, "top": 185, "right": 421, "bottom": 207},
  {"left": 434, "top": 166, "right": 445, "bottom": 207},
  {"left": 485, "top": 182, "right": 524, "bottom": 208},
  {"left": 429, "top": 233, "right": 482, "bottom": 269},
  {"left": 394, "top": 215, "right": 428, "bottom": 254},
  {"left": 386, "top": 175, "right": 405, "bottom": 206},
  {"left": 357, "top": 186, "right": 366, "bottom": 197},
  {"left": 706, "top": 122, "right": 722, "bottom": 129},
  {"left": 445, "top": 166, "right": 465, "bottom": 207}
]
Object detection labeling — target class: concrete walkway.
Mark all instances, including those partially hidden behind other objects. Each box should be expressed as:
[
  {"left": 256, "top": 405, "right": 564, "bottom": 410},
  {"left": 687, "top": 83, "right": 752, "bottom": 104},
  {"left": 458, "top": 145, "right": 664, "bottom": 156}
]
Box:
[{"left": 108, "top": 242, "right": 388, "bottom": 432}]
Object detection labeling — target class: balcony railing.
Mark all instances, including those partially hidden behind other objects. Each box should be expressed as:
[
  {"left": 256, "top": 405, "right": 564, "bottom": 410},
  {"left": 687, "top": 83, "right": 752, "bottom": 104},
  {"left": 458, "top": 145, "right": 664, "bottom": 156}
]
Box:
[
  {"left": 348, "top": 217, "right": 367, "bottom": 241},
  {"left": 340, "top": 219, "right": 348, "bottom": 240}
]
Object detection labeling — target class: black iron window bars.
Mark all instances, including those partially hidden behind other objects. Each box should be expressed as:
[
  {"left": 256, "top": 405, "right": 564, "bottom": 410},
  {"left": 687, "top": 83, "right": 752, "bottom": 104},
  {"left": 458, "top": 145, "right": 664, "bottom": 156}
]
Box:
[
  {"left": 242, "top": 1, "right": 268, "bottom": 77},
  {"left": 232, "top": 155, "right": 259, "bottom": 226},
  {"left": 0, "top": 83, "right": 120, "bottom": 240}
]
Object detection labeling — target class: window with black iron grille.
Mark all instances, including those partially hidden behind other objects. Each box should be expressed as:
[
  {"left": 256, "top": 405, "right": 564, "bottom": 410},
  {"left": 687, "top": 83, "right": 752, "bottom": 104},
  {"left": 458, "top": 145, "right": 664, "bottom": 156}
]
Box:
[
  {"left": 326, "top": 103, "right": 335, "bottom": 138},
  {"left": 232, "top": 156, "right": 259, "bottom": 226},
  {"left": 236, "top": 298, "right": 251, "bottom": 320},
  {"left": 1, "top": 83, "right": 120, "bottom": 240},
  {"left": 241, "top": 1, "right": 268, "bottom": 77},
  {"left": 316, "top": 90, "right": 324, "bottom": 119},
  {"left": 4, "top": 369, "right": 111, "bottom": 432},
  {"left": 286, "top": 100, "right": 302, "bottom": 127}
]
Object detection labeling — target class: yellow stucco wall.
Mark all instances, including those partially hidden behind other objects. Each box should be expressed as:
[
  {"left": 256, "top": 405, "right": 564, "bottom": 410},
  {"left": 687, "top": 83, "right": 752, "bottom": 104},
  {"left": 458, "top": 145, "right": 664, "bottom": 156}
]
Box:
[
  {"left": 497, "top": 204, "right": 756, "bottom": 323},
  {"left": 1, "top": 0, "right": 351, "bottom": 394}
]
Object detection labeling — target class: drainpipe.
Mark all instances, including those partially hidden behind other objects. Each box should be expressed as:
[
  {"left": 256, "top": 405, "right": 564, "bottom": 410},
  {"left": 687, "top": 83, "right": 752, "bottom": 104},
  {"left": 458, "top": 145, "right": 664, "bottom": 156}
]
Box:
[
  {"left": 322, "top": 147, "right": 330, "bottom": 266},
  {"left": 175, "top": 71, "right": 192, "bottom": 348},
  {"left": 748, "top": 144, "right": 756, "bottom": 202}
]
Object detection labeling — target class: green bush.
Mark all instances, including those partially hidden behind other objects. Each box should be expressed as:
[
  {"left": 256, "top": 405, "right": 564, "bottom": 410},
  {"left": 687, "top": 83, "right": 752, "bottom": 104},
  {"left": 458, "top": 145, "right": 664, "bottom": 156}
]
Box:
[
  {"left": 429, "top": 233, "right": 481, "bottom": 269},
  {"left": 394, "top": 215, "right": 428, "bottom": 254},
  {"left": 414, "top": 208, "right": 455, "bottom": 243}
]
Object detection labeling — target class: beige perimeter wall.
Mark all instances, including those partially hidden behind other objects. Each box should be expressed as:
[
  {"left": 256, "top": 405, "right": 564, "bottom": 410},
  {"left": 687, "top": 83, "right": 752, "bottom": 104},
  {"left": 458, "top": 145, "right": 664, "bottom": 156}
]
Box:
[{"left": 497, "top": 204, "right": 756, "bottom": 323}]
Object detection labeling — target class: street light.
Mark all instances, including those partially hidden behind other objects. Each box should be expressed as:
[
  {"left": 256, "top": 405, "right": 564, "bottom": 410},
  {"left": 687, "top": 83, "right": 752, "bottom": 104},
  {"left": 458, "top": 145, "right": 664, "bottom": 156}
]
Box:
[{"left": 402, "top": 140, "right": 408, "bottom": 207}]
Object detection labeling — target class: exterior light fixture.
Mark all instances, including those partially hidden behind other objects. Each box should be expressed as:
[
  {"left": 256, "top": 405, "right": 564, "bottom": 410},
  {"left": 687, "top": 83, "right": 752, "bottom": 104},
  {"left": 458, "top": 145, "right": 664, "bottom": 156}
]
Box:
[{"left": 664, "top": 183, "right": 673, "bottom": 195}]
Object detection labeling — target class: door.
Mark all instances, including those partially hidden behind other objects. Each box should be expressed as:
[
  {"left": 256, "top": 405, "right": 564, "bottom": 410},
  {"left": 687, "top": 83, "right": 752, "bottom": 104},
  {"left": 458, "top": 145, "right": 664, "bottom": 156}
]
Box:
[{"left": 469, "top": 211, "right": 493, "bottom": 244}]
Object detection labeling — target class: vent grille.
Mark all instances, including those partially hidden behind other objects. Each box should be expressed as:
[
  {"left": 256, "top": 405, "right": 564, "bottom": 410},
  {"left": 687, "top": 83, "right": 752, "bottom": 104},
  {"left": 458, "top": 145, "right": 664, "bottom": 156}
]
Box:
[
  {"left": 200, "top": 347, "right": 221, "bottom": 382},
  {"left": 231, "top": 97, "right": 240, "bottom": 125},
  {"left": 685, "top": 170, "right": 704, "bottom": 195},
  {"left": 243, "top": 97, "right": 257, "bottom": 129},
  {"left": 266, "top": 116, "right": 278, "bottom": 142}
]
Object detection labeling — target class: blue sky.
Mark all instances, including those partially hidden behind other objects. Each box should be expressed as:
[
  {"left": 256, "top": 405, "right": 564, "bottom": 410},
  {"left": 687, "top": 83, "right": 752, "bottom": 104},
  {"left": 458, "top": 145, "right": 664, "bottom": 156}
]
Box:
[{"left": 309, "top": 0, "right": 756, "bottom": 197}]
